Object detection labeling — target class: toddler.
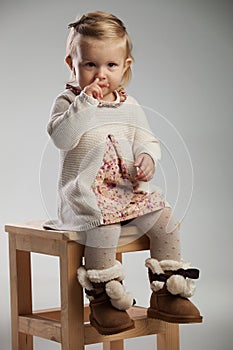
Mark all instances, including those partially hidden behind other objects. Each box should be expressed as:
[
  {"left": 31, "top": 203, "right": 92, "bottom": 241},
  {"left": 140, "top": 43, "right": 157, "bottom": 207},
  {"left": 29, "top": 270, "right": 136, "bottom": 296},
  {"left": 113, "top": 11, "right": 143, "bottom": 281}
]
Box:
[{"left": 44, "top": 11, "right": 202, "bottom": 335}]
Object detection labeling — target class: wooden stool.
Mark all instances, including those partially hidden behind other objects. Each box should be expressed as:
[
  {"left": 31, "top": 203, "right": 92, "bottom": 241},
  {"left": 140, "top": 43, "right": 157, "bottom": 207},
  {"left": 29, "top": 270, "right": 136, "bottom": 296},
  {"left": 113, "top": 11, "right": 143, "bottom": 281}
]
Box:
[{"left": 5, "top": 221, "right": 180, "bottom": 350}]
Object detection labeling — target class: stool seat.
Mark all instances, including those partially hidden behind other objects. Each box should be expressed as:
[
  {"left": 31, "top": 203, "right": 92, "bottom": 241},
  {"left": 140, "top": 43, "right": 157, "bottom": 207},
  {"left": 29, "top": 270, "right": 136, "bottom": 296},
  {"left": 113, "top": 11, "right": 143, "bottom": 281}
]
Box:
[{"left": 5, "top": 220, "right": 180, "bottom": 350}]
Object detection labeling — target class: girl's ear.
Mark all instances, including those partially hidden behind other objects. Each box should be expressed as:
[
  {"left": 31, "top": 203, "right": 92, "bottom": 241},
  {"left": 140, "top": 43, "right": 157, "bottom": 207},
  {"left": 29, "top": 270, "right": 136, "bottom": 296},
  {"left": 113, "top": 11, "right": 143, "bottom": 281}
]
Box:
[
  {"left": 65, "top": 55, "right": 73, "bottom": 70},
  {"left": 124, "top": 57, "right": 133, "bottom": 71}
]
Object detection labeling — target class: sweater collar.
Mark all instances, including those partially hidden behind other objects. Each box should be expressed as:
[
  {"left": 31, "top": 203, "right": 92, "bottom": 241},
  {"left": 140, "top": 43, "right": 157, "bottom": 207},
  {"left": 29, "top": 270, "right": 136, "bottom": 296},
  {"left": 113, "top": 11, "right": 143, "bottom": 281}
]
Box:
[{"left": 65, "top": 83, "right": 127, "bottom": 107}]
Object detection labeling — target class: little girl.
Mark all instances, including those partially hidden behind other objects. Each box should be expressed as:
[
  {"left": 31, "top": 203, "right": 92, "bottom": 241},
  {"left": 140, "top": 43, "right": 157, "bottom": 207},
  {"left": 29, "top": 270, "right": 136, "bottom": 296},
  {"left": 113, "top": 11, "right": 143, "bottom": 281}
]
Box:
[{"left": 45, "top": 11, "right": 202, "bottom": 335}]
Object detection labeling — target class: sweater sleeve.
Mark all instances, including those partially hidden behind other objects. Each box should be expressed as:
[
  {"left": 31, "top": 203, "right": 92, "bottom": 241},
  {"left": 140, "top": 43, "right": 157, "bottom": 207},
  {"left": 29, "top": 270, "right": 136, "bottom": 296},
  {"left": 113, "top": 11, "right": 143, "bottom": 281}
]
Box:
[
  {"left": 132, "top": 99, "right": 161, "bottom": 164},
  {"left": 47, "top": 90, "right": 99, "bottom": 151}
]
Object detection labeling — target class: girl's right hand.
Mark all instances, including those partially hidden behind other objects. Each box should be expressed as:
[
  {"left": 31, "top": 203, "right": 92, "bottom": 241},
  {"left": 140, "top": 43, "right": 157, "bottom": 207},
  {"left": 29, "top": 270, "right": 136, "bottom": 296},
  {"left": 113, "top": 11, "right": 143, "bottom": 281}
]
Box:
[{"left": 83, "top": 78, "right": 109, "bottom": 100}]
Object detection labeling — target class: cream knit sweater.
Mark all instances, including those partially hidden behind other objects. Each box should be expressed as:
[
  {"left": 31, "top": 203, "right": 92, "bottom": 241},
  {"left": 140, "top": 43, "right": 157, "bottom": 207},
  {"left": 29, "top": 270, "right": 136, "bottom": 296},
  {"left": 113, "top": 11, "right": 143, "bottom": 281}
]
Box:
[{"left": 44, "top": 89, "right": 162, "bottom": 231}]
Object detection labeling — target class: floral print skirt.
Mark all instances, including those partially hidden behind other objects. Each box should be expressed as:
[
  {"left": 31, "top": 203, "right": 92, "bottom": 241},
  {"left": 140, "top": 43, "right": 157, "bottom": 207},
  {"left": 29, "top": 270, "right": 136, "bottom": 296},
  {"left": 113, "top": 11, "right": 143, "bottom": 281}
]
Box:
[{"left": 91, "top": 135, "right": 165, "bottom": 225}]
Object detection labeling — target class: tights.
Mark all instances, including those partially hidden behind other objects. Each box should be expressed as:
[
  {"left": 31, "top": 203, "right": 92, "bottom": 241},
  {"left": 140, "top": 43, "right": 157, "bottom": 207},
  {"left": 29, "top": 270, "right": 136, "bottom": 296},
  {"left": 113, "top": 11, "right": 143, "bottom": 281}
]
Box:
[
  {"left": 84, "top": 207, "right": 181, "bottom": 270},
  {"left": 84, "top": 224, "right": 121, "bottom": 270}
]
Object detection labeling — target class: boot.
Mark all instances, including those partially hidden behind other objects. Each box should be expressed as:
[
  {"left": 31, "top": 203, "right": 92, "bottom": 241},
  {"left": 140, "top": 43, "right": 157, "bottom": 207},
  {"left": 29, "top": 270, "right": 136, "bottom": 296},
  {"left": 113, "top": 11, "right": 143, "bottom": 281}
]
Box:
[
  {"left": 145, "top": 258, "right": 203, "bottom": 323},
  {"left": 77, "top": 260, "right": 135, "bottom": 335}
]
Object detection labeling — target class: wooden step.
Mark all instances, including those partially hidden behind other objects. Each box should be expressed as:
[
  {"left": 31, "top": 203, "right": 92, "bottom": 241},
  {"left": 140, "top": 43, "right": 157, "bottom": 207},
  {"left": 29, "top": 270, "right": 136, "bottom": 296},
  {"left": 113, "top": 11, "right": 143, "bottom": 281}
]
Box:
[{"left": 18, "top": 306, "right": 166, "bottom": 344}]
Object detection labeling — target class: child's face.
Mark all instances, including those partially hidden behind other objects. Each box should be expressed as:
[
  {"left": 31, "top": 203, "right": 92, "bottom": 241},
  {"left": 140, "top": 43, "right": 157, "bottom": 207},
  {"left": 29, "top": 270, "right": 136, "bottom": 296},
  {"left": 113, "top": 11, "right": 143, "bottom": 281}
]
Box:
[{"left": 69, "top": 34, "right": 132, "bottom": 100}]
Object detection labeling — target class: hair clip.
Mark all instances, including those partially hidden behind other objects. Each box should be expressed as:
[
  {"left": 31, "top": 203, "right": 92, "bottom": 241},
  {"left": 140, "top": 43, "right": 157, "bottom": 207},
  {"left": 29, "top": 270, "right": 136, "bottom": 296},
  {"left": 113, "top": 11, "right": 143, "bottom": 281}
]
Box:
[
  {"left": 68, "top": 14, "right": 87, "bottom": 29},
  {"left": 68, "top": 21, "right": 78, "bottom": 29}
]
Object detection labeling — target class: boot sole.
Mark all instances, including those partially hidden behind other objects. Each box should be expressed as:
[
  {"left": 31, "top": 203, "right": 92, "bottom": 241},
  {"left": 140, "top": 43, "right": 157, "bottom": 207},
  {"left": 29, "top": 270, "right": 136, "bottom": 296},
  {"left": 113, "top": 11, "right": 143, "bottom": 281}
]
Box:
[
  {"left": 90, "top": 315, "right": 135, "bottom": 335},
  {"left": 147, "top": 308, "right": 203, "bottom": 324}
]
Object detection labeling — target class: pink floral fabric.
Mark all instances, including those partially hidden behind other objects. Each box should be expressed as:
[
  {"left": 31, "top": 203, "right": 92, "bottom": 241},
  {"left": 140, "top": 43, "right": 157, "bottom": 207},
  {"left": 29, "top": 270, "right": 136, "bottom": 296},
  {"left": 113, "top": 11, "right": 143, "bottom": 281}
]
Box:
[{"left": 91, "top": 135, "right": 165, "bottom": 225}]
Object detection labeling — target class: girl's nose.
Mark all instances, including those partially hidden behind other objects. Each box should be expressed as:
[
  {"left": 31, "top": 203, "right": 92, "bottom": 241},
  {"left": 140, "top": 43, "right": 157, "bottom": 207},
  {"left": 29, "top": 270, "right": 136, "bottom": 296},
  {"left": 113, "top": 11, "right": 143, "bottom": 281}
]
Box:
[{"left": 95, "top": 67, "right": 106, "bottom": 80}]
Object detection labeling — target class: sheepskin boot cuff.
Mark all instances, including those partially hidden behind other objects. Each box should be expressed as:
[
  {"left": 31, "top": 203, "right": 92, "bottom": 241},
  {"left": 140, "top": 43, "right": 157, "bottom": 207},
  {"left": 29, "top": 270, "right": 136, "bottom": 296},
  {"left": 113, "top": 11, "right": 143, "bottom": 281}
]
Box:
[
  {"left": 86, "top": 260, "right": 125, "bottom": 283},
  {"left": 105, "top": 280, "right": 135, "bottom": 310},
  {"left": 87, "top": 261, "right": 134, "bottom": 310},
  {"left": 77, "top": 260, "right": 124, "bottom": 290},
  {"left": 145, "top": 257, "right": 165, "bottom": 292},
  {"left": 77, "top": 261, "right": 135, "bottom": 310},
  {"left": 145, "top": 258, "right": 200, "bottom": 298},
  {"left": 77, "top": 266, "right": 95, "bottom": 301}
]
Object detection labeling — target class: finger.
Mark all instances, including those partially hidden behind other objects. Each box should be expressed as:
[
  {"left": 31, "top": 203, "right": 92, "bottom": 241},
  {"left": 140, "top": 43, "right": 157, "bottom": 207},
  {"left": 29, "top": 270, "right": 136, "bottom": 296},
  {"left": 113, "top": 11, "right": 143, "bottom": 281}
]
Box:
[
  {"left": 84, "top": 84, "right": 101, "bottom": 98},
  {"left": 94, "top": 78, "right": 109, "bottom": 90},
  {"left": 136, "top": 173, "right": 150, "bottom": 181},
  {"left": 93, "top": 90, "right": 103, "bottom": 99},
  {"left": 141, "top": 169, "right": 154, "bottom": 181},
  {"left": 93, "top": 85, "right": 104, "bottom": 99},
  {"left": 133, "top": 155, "right": 144, "bottom": 167},
  {"left": 135, "top": 166, "right": 153, "bottom": 181},
  {"left": 135, "top": 166, "right": 146, "bottom": 180},
  {"left": 135, "top": 165, "right": 144, "bottom": 175},
  {"left": 89, "top": 78, "right": 104, "bottom": 98},
  {"left": 85, "top": 78, "right": 99, "bottom": 90}
]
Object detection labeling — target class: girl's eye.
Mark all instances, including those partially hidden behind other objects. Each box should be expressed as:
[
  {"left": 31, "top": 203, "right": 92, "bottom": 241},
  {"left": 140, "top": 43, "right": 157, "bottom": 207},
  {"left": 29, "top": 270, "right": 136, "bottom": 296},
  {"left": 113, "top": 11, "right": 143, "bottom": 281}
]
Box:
[
  {"left": 108, "top": 63, "right": 117, "bottom": 68},
  {"left": 86, "top": 62, "right": 95, "bottom": 67}
]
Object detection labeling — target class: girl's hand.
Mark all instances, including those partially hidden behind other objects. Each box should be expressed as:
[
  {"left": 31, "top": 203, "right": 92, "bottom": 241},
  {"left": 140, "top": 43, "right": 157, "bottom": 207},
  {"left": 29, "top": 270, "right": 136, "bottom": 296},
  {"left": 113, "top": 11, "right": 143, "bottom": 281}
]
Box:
[
  {"left": 133, "top": 153, "right": 155, "bottom": 182},
  {"left": 83, "top": 78, "right": 109, "bottom": 100}
]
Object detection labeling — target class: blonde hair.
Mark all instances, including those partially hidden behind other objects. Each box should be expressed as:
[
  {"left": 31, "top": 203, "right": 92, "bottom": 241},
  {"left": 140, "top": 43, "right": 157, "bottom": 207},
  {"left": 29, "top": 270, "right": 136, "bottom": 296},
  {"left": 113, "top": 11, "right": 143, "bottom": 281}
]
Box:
[{"left": 66, "top": 11, "right": 133, "bottom": 86}]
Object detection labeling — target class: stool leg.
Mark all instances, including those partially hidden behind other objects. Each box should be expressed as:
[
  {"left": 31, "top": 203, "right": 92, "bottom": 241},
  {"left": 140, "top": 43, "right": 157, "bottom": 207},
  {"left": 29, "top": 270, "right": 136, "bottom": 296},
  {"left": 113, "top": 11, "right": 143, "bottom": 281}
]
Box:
[
  {"left": 103, "top": 340, "right": 124, "bottom": 350},
  {"left": 157, "top": 323, "right": 180, "bottom": 350},
  {"left": 103, "top": 253, "right": 125, "bottom": 350},
  {"left": 60, "top": 241, "right": 84, "bottom": 350},
  {"left": 9, "top": 234, "right": 33, "bottom": 350}
]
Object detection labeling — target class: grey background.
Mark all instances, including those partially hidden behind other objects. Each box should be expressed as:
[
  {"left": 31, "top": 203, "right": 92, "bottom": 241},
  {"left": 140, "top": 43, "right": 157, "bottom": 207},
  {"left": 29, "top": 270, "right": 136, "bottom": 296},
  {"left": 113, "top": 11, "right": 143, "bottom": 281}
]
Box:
[{"left": 1, "top": 0, "right": 232, "bottom": 349}]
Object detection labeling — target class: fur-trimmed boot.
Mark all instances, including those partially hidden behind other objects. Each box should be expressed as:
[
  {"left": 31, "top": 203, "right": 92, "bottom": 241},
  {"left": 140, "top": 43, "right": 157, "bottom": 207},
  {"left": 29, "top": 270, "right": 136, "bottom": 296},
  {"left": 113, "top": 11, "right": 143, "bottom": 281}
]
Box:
[
  {"left": 77, "top": 260, "right": 135, "bottom": 335},
  {"left": 145, "top": 258, "right": 203, "bottom": 323}
]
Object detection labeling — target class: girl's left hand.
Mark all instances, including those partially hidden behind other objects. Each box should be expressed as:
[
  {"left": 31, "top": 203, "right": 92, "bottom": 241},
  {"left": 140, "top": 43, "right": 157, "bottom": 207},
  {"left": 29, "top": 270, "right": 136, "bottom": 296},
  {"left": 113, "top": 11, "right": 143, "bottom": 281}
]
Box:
[{"left": 133, "top": 153, "right": 155, "bottom": 181}]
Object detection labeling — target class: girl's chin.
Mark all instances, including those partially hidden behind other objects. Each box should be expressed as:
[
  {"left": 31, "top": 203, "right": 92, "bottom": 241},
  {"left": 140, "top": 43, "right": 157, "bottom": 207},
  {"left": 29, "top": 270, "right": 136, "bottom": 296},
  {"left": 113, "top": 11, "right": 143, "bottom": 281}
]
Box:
[{"left": 101, "top": 90, "right": 115, "bottom": 102}]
